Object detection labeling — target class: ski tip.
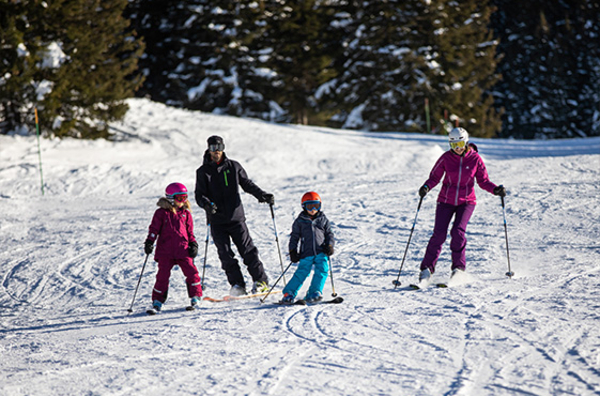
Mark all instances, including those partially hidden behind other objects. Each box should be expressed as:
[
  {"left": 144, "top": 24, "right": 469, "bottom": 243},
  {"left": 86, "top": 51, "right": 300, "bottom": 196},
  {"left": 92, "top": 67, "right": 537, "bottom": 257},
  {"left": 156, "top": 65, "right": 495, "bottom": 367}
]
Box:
[
  {"left": 409, "top": 284, "right": 420, "bottom": 290},
  {"left": 436, "top": 283, "right": 448, "bottom": 288}
]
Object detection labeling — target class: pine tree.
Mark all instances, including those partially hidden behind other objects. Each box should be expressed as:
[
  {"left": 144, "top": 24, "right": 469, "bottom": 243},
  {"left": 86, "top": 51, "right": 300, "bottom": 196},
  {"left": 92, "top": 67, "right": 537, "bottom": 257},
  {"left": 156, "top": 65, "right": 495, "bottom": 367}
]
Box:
[
  {"left": 128, "top": 1, "right": 277, "bottom": 120},
  {"left": 319, "top": 1, "right": 431, "bottom": 132},
  {"left": 258, "top": 0, "right": 341, "bottom": 125},
  {"left": 318, "top": 0, "right": 501, "bottom": 136},
  {"left": 417, "top": 0, "right": 502, "bottom": 138},
  {"left": 1, "top": 0, "right": 144, "bottom": 138},
  {"left": 0, "top": 1, "right": 37, "bottom": 134},
  {"left": 491, "top": 0, "right": 600, "bottom": 138},
  {"left": 126, "top": 0, "right": 190, "bottom": 106}
]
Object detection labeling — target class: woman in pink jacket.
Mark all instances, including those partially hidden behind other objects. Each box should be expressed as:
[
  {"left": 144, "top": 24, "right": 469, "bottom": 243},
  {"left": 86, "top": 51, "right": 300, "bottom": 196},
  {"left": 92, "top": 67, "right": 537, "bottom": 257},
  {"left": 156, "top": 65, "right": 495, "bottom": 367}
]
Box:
[
  {"left": 417, "top": 127, "right": 506, "bottom": 282},
  {"left": 144, "top": 183, "right": 202, "bottom": 312}
]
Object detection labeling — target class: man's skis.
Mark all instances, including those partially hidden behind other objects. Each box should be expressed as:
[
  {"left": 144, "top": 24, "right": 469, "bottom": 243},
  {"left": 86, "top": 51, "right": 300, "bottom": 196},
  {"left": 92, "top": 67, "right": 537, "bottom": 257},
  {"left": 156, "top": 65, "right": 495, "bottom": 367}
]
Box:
[
  {"left": 277, "top": 296, "right": 344, "bottom": 306},
  {"left": 203, "top": 290, "right": 282, "bottom": 303}
]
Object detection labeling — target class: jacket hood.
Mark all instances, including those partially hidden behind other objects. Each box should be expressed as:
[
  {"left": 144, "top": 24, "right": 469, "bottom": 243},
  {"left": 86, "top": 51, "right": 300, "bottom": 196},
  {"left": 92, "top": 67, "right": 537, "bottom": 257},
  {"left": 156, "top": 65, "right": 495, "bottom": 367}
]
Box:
[
  {"left": 157, "top": 197, "right": 174, "bottom": 211},
  {"left": 157, "top": 197, "right": 191, "bottom": 213}
]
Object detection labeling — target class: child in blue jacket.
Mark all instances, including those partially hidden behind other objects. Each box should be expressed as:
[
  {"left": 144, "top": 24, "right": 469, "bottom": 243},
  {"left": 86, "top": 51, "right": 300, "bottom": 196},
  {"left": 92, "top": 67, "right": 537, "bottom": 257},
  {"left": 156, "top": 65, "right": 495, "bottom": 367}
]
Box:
[{"left": 281, "top": 192, "right": 335, "bottom": 303}]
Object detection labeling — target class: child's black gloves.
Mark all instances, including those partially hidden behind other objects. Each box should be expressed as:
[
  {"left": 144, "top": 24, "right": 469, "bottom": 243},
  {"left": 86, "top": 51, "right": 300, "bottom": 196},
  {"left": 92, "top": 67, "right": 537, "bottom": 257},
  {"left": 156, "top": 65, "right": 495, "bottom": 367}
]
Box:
[
  {"left": 144, "top": 239, "right": 154, "bottom": 255},
  {"left": 188, "top": 241, "right": 199, "bottom": 258},
  {"left": 289, "top": 250, "right": 300, "bottom": 263}
]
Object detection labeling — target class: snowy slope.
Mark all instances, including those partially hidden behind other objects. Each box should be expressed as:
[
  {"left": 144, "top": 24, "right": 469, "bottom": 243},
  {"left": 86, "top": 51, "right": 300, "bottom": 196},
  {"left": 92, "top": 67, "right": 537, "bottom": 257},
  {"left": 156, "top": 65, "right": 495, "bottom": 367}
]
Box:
[{"left": 1, "top": 98, "right": 599, "bottom": 396}]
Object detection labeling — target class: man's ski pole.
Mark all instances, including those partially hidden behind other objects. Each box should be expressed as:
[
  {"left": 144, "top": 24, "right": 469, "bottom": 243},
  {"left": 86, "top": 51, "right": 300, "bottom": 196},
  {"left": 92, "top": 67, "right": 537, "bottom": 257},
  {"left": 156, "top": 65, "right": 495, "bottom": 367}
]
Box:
[
  {"left": 269, "top": 203, "right": 287, "bottom": 286},
  {"left": 328, "top": 256, "right": 338, "bottom": 297},
  {"left": 201, "top": 220, "right": 211, "bottom": 290},
  {"left": 260, "top": 261, "right": 293, "bottom": 303},
  {"left": 393, "top": 196, "right": 424, "bottom": 288},
  {"left": 127, "top": 253, "right": 150, "bottom": 312},
  {"left": 501, "top": 195, "right": 514, "bottom": 278}
]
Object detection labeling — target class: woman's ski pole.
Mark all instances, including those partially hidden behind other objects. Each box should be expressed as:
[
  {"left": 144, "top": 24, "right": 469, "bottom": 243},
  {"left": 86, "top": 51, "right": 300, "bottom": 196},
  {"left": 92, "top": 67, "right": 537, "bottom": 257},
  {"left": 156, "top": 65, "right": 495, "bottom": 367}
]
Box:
[
  {"left": 501, "top": 195, "right": 514, "bottom": 278},
  {"left": 393, "top": 196, "right": 424, "bottom": 288},
  {"left": 260, "top": 261, "right": 294, "bottom": 303},
  {"left": 201, "top": 220, "right": 211, "bottom": 290},
  {"left": 269, "top": 203, "right": 287, "bottom": 286},
  {"left": 328, "top": 256, "right": 338, "bottom": 297},
  {"left": 127, "top": 253, "right": 150, "bottom": 312}
]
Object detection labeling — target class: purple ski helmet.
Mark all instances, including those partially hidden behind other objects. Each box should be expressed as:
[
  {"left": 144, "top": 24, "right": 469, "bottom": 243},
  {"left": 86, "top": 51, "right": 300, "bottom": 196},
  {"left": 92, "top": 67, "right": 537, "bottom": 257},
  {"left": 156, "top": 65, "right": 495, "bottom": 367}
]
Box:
[{"left": 165, "top": 182, "right": 188, "bottom": 199}]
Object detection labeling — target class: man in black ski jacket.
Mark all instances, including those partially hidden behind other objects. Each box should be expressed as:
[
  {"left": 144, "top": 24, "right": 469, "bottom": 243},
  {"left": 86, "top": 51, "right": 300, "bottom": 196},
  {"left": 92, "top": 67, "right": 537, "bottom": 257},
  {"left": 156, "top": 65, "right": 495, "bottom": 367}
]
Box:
[{"left": 195, "top": 135, "right": 274, "bottom": 296}]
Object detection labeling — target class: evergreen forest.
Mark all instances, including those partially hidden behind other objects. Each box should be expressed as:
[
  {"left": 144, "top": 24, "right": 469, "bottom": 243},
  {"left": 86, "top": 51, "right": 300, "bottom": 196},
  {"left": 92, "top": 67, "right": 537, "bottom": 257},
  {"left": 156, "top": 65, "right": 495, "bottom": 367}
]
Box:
[{"left": 1, "top": 0, "right": 598, "bottom": 139}]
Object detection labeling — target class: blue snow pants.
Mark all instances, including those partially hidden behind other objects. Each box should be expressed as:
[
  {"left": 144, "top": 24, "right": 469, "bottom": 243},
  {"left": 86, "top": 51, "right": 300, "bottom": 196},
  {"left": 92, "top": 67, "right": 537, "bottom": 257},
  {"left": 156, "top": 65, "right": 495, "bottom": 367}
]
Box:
[{"left": 282, "top": 253, "right": 329, "bottom": 298}]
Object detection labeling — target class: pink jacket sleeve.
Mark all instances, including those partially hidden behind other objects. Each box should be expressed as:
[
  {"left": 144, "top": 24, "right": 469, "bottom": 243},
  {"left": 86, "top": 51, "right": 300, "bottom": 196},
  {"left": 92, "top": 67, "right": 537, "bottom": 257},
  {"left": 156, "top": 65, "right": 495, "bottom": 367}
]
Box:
[
  {"left": 147, "top": 209, "right": 164, "bottom": 242},
  {"left": 424, "top": 154, "right": 447, "bottom": 189},
  {"left": 186, "top": 210, "right": 196, "bottom": 244},
  {"left": 475, "top": 156, "right": 497, "bottom": 194}
]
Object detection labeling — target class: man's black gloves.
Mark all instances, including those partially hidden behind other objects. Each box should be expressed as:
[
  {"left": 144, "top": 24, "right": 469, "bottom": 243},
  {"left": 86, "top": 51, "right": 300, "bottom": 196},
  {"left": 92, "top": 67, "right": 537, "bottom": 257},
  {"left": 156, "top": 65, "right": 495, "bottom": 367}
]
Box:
[
  {"left": 144, "top": 239, "right": 154, "bottom": 255},
  {"left": 259, "top": 193, "right": 275, "bottom": 205},
  {"left": 204, "top": 202, "right": 217, "bottom": 215},
  {"left": 188, "top": 241, "right": 199, "bottom": 258},
  {"left": 493, "top": 185, "right": 506, "bottom": 197},
  {"left": 290, "top": 250, "right": 300, "bottom": 263},
  {"left": 324, "top": 245, "right": 334, "bottom": 256},
  {"left": 419, "top": 185, "right": 429, "bottom": 198}
]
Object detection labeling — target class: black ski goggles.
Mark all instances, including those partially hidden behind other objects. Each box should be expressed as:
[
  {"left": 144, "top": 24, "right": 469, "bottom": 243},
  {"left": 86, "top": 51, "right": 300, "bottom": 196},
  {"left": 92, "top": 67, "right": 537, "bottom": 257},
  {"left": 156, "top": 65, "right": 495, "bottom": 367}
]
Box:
[{"left": 208, "top": 143, "right": 225, "bottom": 152}]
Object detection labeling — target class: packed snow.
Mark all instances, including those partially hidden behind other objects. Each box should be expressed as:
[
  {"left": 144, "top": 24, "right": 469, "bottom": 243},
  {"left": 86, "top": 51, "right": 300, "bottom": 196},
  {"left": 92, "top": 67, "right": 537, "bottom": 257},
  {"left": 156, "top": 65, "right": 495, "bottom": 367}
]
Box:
[{"left": 1, "top": 98, "right": 599, "bottom": 395}]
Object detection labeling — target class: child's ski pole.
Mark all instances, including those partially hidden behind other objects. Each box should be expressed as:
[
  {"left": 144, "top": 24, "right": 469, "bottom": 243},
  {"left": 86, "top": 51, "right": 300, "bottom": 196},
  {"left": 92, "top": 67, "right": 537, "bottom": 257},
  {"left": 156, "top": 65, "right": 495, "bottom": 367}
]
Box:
[
  {"left": 127, "top": 253, "right": 150, "bottom": 312},
  {"left": 260, "top": 261, "right": 293, "bottom": 303},
  {"left": 328, "top": 256, "right": 338, "bottom": 297}
]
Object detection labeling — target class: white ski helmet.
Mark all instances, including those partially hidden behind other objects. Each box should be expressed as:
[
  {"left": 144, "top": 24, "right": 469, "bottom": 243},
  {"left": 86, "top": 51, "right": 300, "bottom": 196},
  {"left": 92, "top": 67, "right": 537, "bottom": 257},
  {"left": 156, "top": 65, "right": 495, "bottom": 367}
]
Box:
[{"left": 448, "top": 127, "right": 469, "bottom": 148}]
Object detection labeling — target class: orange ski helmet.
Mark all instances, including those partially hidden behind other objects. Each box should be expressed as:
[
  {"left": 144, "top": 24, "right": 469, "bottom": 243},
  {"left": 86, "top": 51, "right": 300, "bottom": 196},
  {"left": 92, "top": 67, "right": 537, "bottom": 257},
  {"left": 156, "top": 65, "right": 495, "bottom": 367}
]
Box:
[{"left": 301, "top": 191, "right": 321, "bottom": 204}]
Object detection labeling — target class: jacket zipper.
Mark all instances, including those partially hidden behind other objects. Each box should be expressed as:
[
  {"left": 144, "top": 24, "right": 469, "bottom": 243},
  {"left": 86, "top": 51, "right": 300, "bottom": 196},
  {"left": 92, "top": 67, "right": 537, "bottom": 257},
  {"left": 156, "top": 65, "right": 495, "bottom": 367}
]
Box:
[
  {"left": 311, "top": 221, "right": 317, "bottom": 256},
  {"left": 455, "top": 156, "right": 463, "bottom": 205}
]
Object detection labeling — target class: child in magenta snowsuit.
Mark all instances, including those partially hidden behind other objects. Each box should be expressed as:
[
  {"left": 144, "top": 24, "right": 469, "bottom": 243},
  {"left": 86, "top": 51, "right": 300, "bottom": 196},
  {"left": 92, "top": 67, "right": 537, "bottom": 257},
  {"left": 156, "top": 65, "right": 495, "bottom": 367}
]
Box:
[
  {"left": 418, "top": 128, "right": 505, "bottom": 279},
  {"left": 144, "top": 183, "right": 202, "bottom": 311}
]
